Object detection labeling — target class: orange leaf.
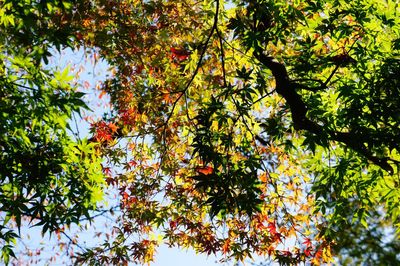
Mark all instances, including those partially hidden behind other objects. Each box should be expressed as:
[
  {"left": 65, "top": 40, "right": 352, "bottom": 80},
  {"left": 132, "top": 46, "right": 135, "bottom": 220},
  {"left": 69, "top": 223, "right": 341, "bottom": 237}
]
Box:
[
  {"left": 222, "top": 239, "right": 230, "bottom": 254},
  {"left": 195, "top": 166, "right": 214, "bottom": 175},
  {"left": 108, "top": 122, "right": 118, "bottom": 133},
  {"left": 259, "top": 172, "right": 268, "bottom": 183},
  {"left": 99, "top": 90, "right": 107, "bottom": 99},
  {"left": 122, "top": 192, "right": 129, "bottom": 200}
]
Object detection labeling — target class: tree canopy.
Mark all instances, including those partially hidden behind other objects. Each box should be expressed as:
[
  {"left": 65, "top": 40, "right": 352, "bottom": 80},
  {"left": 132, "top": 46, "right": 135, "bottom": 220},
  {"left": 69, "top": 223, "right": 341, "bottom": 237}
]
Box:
[
  {"left": 0, "top": 0, "right": 104, "bottom": 263},
  {"left": 1, "top": 0, "right": 400, "bottom": 265}
]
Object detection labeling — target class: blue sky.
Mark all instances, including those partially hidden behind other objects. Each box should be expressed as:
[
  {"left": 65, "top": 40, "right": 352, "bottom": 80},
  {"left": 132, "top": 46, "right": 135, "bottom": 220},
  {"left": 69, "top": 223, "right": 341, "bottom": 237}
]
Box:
[{"left": 153, "top": 245, "right": 222, "bottom": 266}]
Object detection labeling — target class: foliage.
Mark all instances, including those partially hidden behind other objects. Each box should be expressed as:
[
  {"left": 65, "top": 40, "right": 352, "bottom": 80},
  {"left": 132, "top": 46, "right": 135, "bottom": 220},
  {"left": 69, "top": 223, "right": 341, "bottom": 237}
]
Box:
[
  {"left": 332, "top": 207, "right": 400, "bottom": 265},
  {"left": 0, "top": 0, "right": 105, "bottom": 263},
  {"left": 2, "top": 0, "right": 400, "bottom": 265},
  {"left": 61, "top": 0, "right": 399, "bottom": 265}
]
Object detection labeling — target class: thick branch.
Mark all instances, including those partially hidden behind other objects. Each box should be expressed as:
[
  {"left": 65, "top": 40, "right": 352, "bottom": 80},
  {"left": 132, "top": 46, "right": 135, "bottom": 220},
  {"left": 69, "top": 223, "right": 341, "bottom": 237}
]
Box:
[{"left": 253, "top": 51, "right": 393, "bottom": 173}]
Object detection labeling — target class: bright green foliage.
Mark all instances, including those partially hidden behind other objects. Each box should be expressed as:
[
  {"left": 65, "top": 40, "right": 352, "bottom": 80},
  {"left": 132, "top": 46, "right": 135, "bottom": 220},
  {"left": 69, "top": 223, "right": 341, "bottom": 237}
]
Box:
[
  {"left": 0, "top": 0, "right": 104, "bottom": 263},
  {"left": 332, "top": 208, "right": 400, "bottom": 265}
]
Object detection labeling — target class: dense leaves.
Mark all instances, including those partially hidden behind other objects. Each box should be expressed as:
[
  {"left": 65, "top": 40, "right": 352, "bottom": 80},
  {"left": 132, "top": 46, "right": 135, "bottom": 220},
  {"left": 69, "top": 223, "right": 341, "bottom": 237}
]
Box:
[
  {"left": 2, "top": 0, "right": 400, "bottom": 265},
  {"left": 0, "top": 0, "right": 104, "bottom": 263}
]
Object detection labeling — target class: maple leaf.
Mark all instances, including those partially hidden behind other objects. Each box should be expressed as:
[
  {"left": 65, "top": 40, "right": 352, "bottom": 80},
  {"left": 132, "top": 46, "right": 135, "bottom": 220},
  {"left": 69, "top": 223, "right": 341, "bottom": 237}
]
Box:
[
  {"left": 169, "top": 220, "right": 178, "bottom": 230},
  {"left": 314, "top": 248, "right": 323, "bottom": 261},
  {"left": 303, "top": 238, "right": 312, "bottom": 248},
  {"left": 170, "top": 47, "right": 190, "bottom": 61},
  {"left": 195, "top": 166, "right": 214, "bottom": 175},
  {"left": 259, "top": 172, "right": 269, "bottom": 183},
  {"left": 94, "top": 129, "right": 113, "bottom": 142},
  {"left": 102, "top": 166, "right": 112, "bottom": 176},
  {"left": 281, "top": 250, "right": 292, "bottom": 256},
  {"left": 222, "top": 239, "right": 230, "bottom": 254},
  {"left": 122, "top": 192, "right": 129, "bottom": 200},
  {"left": 108, "top": 122, "right": 118, "bottom": 133},
  {"left": 304, "top": 247, "right": 312, "bottom": 257},
  {"left": 267, "top": 222, "right": 277, "bottom": 234}
]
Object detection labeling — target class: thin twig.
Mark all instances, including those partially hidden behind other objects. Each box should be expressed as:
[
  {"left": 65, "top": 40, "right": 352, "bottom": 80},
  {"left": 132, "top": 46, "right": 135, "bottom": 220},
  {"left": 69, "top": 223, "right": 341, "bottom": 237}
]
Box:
[
  {"left": 61, "top": 231, "right": 86, "bottom": 252},
  {"left": 163, "top": 0, "right": 220, "bottom": 127},
  {"left": 216, "top": 28, "right": 227, "bottom": 88}
]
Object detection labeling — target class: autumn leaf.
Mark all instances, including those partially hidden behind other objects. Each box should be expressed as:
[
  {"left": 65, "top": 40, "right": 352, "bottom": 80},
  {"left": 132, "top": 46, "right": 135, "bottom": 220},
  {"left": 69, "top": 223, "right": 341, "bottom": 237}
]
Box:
[
  {"left": 108, "top": 122, "right": 118, "bottom": 133},
  {"left": 102, "top": 166, "right": 112, "bottom": 176},
  {"left": 99, "top": 90, "right": 107, "bottom": 99},
  {"left": 195, "top": 166, "right": 214, "bottom": 175},
  {"left": 222, "top": 239, "right": 230, "bottom": 254},
  {"left": 304, "top": 247, "right": 312, "bottom": 257},
  {"left": 6, "top": 0, "right": 400, "bottom": 265},
  {"left": 303, "top": 238, "right": 312, "bottom": 248},
  {"left": 267, "top": 222, "right": 277, "bottom": 234},
  {"left": 170, "top": 47, "right": 190, "bottom": 61}
]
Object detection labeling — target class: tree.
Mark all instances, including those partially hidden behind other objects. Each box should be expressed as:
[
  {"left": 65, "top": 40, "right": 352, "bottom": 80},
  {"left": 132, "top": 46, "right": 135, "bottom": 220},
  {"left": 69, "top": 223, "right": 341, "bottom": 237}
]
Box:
[
  {"left": 65, "top": 0, "right": 399, "bottom": 264},
  {"left": 332, "top": 208, "right": 400, "bottom": 265},
  {"left": 0, "top": 1, "right": 104, "bottom": 263},
  {"left": 2, "top": 0, "right": 400, "bottom": 265}
]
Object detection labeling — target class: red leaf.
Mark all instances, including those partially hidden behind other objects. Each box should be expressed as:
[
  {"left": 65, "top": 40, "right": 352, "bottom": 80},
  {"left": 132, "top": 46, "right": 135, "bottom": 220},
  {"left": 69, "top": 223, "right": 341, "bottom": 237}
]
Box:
[
  {"left": 102, "top": 167, "right": 112, "bottom": 176},
  {"left": 303, "top": 238, "right": 312, "bottom": 248},
  {"left": 314, "top": 248, "right": 323, "bottom": 260},
  {"left": 170, "top": 47, "right": 190, "bottom": 61},
  {"left": 122, "top": 192, "right": 129, "bottom": 200},
  {"left": 99, "top": 90, "right": 107, "bottom": 99},
  {"left": 169, "top": 220, "right": 177, "bottom": 230},
  {"left": 272, "top": 232, "right": 282, "bottom": 242},
  {"left": 304, "top": 247, "right": 312, "bottom": 257},
  {"left": 267, "top": 222, "right": 277, "bottom": 234}
]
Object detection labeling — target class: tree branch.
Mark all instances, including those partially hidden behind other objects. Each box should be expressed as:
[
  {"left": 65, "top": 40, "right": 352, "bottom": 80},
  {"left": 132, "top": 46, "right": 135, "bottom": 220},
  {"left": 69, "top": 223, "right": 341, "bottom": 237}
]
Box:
[
  {"left": 253, "top": 51, "right": 393, "bottom": 173},
  {"left": 164, "top": 0, "right": 220, "bottom": 127}
]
